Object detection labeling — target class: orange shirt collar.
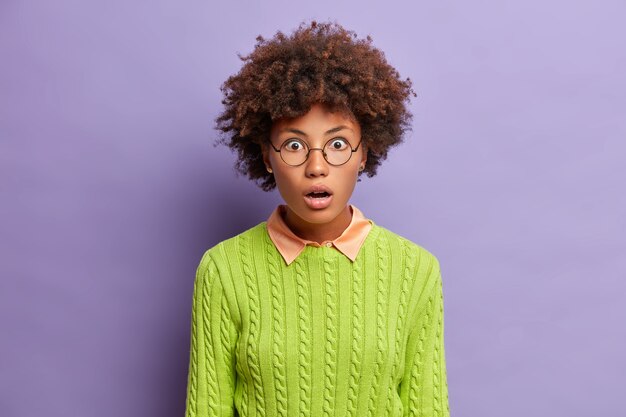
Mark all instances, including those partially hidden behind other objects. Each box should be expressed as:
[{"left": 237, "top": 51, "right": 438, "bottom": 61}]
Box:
[{"left": 266, "top": 204, "right": 373, "bottom": 265}]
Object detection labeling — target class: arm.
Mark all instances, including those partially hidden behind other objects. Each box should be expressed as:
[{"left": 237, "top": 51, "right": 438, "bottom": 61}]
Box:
[
  {"left": 399, "top": 255, "right": 450, "bottom": 417},
  {"left": 185, "top": 250, "right": 238, "bottom": 417}
]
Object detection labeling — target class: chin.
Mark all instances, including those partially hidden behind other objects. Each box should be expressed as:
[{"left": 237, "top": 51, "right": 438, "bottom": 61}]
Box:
[{"left": 297, "top": 201, "right": 346, "bottom": 223}]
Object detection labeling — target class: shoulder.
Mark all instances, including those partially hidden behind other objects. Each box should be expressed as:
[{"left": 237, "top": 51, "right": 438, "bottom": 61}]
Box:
[
  {"left": 371, "top": 223, "right": 441, "bottom": 269},
  {"left": 372, "top": 224, "right": 445, "bottom": 319},
  {"left": 197, "top": 221, "right": 268, "bottom": 268},
  {"left": 193, "top": 223, "right": 260, "bottom": 329}
]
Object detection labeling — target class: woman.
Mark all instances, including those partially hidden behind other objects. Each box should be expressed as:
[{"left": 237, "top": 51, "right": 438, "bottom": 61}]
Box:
[{"left": 185, "top": 20, "right": 450, "bottom": 417}]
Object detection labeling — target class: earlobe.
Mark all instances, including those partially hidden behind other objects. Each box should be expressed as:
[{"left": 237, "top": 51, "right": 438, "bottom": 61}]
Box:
[
  {"left": 360, "top": 146, "right": 368, "bottom": 168},
  {"left": 261, "top": 143, "right": 273, "bottom": 173}
]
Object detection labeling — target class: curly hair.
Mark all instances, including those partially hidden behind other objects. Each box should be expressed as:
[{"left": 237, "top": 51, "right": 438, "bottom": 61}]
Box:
[{"left": 215, "top": 20, "right": 417, "bottom": 191}]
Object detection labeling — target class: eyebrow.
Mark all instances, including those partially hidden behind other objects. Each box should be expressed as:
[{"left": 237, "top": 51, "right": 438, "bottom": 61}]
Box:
[{"left": 279, "top": 125, "right": 353, "bottom": 136}]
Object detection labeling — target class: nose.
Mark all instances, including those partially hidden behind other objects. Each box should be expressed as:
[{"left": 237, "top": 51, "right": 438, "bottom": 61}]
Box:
[{"left": 305, "top": 148, "right": 329, "bottom": 177}]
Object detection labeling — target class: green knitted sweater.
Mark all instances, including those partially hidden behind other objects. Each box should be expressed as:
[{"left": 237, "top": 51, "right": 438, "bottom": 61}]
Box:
[{"left": 184, "top": 221, "right": 450, "bottom": 417}]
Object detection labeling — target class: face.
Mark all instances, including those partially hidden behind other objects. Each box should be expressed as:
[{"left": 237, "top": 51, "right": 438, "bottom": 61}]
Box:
[{"left": 262, "top": 103, "right": 367, "bottom": 238}]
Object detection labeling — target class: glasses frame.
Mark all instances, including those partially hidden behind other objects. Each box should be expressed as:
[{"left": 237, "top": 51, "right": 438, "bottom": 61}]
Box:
[{"left": 269, "top": 137, "right": 363, "bottom": 167}]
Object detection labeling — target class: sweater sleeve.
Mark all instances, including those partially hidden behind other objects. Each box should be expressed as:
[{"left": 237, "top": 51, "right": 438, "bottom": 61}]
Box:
[
  {"left": 399, "top": 255, "right": 450, "bottom": 417},
  {"left": 185, "top": 250, "right": 238, "bottom": 417}
]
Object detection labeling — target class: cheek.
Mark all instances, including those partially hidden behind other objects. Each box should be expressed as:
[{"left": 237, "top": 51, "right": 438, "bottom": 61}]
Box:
[
  {"left": 273, "top": 170, "right": 300, "bottom": 196},
  {"left": 334, "top": 170, "right": 359, "bottom": 195}
]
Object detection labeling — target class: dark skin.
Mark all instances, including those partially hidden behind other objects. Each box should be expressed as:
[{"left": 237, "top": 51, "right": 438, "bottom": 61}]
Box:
[
  {"left": 214, "top": 21, "right": 416, "bottom": 193},
  {"left": 261, "top": 103, "right": 367, "bottom": 244}
]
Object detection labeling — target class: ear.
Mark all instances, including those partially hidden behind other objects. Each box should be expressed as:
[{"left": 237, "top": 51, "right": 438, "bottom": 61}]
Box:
[
  {"left": 261, "top": 142, "right": 272, "bottom": 170},
  {"left": 359, "top": 143, "right": 368, "bottom": 170}
]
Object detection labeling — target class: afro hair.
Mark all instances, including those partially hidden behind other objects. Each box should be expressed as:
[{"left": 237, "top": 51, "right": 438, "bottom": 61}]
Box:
[{"left": 215, "top": 20, "right": 417, "bottom": 191}]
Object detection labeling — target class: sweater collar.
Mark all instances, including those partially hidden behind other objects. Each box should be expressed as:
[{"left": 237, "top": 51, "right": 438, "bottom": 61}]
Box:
[{"left": 266, "top": 204, "right": 373, "bottom": 265}]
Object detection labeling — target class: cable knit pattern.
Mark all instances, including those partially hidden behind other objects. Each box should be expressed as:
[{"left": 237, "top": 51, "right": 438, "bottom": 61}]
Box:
[
  {"left": 265, "top": 231, "right": 289, "bottom": 417},
  {"left": 433, "top": 273, "right": 449, "bottom": 417},
  {"left": 294, "top": 256, "right": 312, "bottom": 415},
  {"left": 185, "top": 254, "right": 204, "bottom": 417},
  {"left": 346, "top": 254, "right": 363, "bottom": 417},
  {"left": 184, "top": 221, "right": 450, "bottom": 417},
  {"left": 240, "top": 232, "right": 265, "bottom": 417},
  {"left": 367, "top": 233, "right": 389, "bottom": 417},
  {"left": 322, "top": 251, "right": 338, "bottom": 417},
  {"left": 202, "top": 258, "right": 219, "bottom": 416},
  {"left": 385, "top": 239, "right": 416, "bottom": 416},
  {"left": 220, "top": 290, "right": 233, "bottom": 394}
]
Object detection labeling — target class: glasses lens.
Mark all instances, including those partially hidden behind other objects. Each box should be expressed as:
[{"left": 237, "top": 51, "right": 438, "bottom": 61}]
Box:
[
  {"left": 280, "top": 139, "right": 308, "bottom": 165},
  {"left": 280, "top": 138, "right": 354, "bottom": 166},
  {"left": 324, "top": 138, "right": 352, "bottom": 165}
]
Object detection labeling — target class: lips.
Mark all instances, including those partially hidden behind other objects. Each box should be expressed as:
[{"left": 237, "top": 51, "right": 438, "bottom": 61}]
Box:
[
  {"left": 303, "top": 184, "right": 333, "bottom": 198},
  {"left": 303, "top": 184, "right": 333, "bottom": 209}
]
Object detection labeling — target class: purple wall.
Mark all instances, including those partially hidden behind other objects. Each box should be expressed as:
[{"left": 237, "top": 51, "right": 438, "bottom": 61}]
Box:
[{"left": 2, "top": 1, "right": 625, "bottom": 416}]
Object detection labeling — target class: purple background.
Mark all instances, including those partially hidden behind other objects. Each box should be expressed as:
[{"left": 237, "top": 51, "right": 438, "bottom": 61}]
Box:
[{"left": 2, "top": 1, "right": 625, "bottom": 416}]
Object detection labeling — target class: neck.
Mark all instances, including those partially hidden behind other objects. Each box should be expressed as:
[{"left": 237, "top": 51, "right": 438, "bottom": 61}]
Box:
[{"left": 282, "top": 205, "right": 353, "bottom": 244}]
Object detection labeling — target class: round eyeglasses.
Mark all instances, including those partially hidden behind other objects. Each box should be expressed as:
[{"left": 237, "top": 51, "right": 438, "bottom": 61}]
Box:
[{"left": 269, "top": 137, "right": 363, "bottom": 167}]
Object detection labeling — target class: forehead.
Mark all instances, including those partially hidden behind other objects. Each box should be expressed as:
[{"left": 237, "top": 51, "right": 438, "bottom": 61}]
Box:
[{"left": 271, "top": 103, "right": 359, "bottom": 135}]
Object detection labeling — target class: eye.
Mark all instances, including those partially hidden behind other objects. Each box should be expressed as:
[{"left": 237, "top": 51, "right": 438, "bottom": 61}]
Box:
[
  {"left": 283, "top": 139, "right": 306, "bottom": 152},
  {"left": 328, "top": 138, "right": 349, "bottom": 151}
]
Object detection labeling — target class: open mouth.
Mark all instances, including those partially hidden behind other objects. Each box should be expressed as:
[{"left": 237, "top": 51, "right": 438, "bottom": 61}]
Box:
[{"left": 305, "top": 191, "right": 332, "bottom": 199}]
